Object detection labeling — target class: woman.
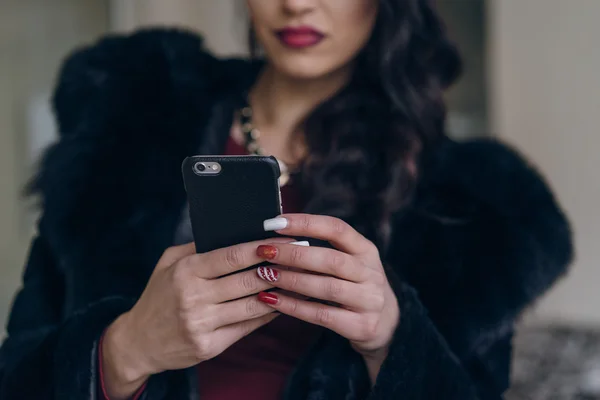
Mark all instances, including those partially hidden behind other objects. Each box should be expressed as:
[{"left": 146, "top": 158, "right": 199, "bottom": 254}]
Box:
[{"left": 0, "top": 0, "right": 572, "bottom": 399}]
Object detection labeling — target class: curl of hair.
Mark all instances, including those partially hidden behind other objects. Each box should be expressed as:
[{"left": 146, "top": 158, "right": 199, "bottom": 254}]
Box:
[{"left": 255, "top": 0, "right": 462, "bottom": 248}]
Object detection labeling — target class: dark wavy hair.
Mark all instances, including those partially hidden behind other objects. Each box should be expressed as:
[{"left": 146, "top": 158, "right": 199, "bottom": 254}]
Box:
[{"left": 252, "top": 0, "right": 462, "bottom": 247}]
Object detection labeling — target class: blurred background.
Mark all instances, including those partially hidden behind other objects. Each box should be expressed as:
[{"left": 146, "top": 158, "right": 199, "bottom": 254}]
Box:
[{"left": 0, "top": 1, "right": 598, "bottom": 398}]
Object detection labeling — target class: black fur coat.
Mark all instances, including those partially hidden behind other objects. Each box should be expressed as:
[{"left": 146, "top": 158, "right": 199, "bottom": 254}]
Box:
[{"left": 0, "top": 29, "right": 573, "bottom": 400}]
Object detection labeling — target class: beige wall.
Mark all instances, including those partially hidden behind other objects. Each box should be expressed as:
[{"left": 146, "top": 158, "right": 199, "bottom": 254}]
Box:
[
  {"left": 0, "top": 0, "right": 108, "bottom": 331},
  {"left": 489, "top": 0, "right": 600, "bottom": 326},
  {"left": 110, "top": 0, "right": 246, "bottom": 56}
]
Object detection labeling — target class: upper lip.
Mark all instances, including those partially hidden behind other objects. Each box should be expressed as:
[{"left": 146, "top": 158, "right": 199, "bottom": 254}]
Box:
[{"left": 276, "top": 25, "right": 325, "bottom": 37}]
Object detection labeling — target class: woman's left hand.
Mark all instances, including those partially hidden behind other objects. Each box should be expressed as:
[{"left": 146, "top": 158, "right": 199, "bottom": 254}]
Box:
[{"left": 256, "top": 214, "right": 400, "bottom": 359}]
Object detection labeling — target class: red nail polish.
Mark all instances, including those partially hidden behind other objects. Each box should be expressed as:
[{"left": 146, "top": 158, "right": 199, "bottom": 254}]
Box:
[
  {"left": 258, "top": 291, "right": 279, "bottom": 305},
  {"left": 257, "top": 245, "right": 278, "bottom": 260},
  {"left": 257, "top": 267, "right": 280, "bottom": 282}
]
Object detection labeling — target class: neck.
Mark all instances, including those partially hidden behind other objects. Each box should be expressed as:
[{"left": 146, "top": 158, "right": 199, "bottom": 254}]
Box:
[{"left": 250, "top": 63, "right": 353, "bottom": 141}]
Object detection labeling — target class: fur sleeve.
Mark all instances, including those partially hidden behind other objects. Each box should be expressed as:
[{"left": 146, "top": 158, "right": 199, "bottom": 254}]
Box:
[
  {"left": 28, "top": 29, "right": 224, "bottom": 269},
  {"left": 410, "top": 138, "right": 572, "bottom": 351},
  {"left": 4, "top": 29, "right": 220, "bottom": 400},
  {"left": 50, "top": 28, "right": 216, "bottom": 139},
  {"left": 378, "top": 138, "right": 573, "bottom": 396}
]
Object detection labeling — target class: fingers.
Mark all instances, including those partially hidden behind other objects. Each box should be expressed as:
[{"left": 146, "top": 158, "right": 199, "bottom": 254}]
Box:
[
  {"left": 256, "top": 291, "right": 359, "bottom": 339},
  {"left": 256, "top": 267, "right": 370, "bottom": 310},
  {"left": 209, "top": 269, "right": 273, "bottom": 303},
  {"left": 182, "top": 237, "right": 295, "bottom": 279},
  {"left": 256, "top": 243, "right": 367, "bottom": 282},
  {"left": 213, "top": 295, "right": 277, "bottom": 327},
  {"left": 264, "top": 214, "right": 374, "bottom": 255},
  {"left": 213, "top": 313, "right": 279, "bottom": 354}
]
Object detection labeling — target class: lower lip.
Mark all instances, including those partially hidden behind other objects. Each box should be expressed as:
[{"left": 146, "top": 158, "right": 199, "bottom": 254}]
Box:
[{"left": 277, "top": 32, "right": 324, "bottom": 49}]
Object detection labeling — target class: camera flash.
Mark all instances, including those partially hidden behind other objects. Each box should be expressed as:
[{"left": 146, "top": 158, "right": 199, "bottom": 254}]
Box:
[{"left": 211, "top": 165, "right": 218, "bottom": 170}]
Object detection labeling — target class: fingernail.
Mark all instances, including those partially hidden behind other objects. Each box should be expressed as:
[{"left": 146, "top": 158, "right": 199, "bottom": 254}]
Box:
[
  {"left": 257, "top": 266, "right": 280, "bottom": 282},
  {"left": 290, "top": 241, "right": 310, "bottom": 247},
  {"left": 258, "top": 291, "right": 279, "bottom": 305},
  {"left": 264, "top": 217, "right": 288, "bottom": 231},
  {"left": 257, "top": 245, "right": 278, "bottom": 260}
]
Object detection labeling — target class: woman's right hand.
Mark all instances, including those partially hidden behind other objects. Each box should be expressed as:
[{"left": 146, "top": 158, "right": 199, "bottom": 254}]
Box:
[{"left": 101, "top": 239, "right": 291, "bottom": 399}]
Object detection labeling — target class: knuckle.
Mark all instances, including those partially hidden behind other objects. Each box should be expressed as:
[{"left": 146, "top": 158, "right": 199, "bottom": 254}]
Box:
[
  {"left": 178, "top": 255, "right": 193, "bottom": 271},
  {"left": 238, "top": 272, "right": 258, "bottom": 292},
  {"left": 245, "top": 298, "right": 260, "bottom": 317},
  {"left": 288, "top": 298, "right": 299, "bottom": 314},
  {"left": 177, "top": 297, "right": 192, "bottom": 315},
  {"left": 194, "top": 318, "right": 213, "bottom": 334},
  {"left": 182, "top": 315, "right": 212, "bottom": 340},
  {"left": 329, "top": 252, "right": 346, "bottom": 274},
  {"left": 161, "top": 244, "right": 194, "bottom": 267},
  {"left": 315, "top": 306, "right": 333, "bottom": 326},
  {"left": 371, "top": 270, "right": 387, "bottom": 286},
  {"left": 359, "top": 239, "right": 379, "bottom": 258},
  {"left": 192, "top": 335, "right": 214, "bottom": 361},
  {"left": 361, "top": 317, "right": 379, "bottom": 341},
  {"left": 175, "top": 289, "right": 195, "bottom": 314},
  {"left": 289, "top": 246, "right": 305, "bottom": 265},
  {"left": 299, "top": 215, "right": 312, "bottom": 231},
  {"left": 367, "top": 242, "right": 380, "bottom": 257},
  {"left": 224, "top": 247, "right": 244, "bottom": 270},
  {"left": 371, "top": 292, "right": 386, "bottom": 311},
  {"left": 326, "top": 279, "right": 343, "bottom": 301},
  {"left": 331, "top": 218, "right": 348, "bottom": 235},
  {"left": 171, "top": 265, "right": 190, "bottom": 289},
  {"left": 179, "top": 311, "right": 197, "bottom": 337},
  {"left": 363, "top": 288, "right": 386, "bottom": 312},
  {"left": 287, "top": 272, "right": 301, "bottom": 291},
  {"left": 161, "top": 246, "right": 179, "bottom": 263},
  {"left": 181, "top": 253, "right": 200, "bottom": 269}
]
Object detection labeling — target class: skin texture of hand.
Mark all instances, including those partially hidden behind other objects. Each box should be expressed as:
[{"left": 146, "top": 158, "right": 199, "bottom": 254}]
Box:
[
  {"left": 257, "top": 214, "right": 401, "bottom": 383},
  {"left": 101, "top": 238, "right": 298, "bottom": 399}
]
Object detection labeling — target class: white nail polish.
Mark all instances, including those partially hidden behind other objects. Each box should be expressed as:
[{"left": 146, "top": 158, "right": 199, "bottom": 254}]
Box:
[
  {"left": 264, "top": 217, "right": 288, "bottom": 231},
  {"left": 257, "top": 266, "right": 279, "bottom": 282},
  {"left": 290, "top": 241, "right": 310, "bottom": 247}
]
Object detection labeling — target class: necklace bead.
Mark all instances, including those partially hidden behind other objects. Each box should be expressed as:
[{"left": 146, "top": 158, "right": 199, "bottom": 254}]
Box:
[{"left": 239, "top": 94, "right": 292, "bottom": 187}]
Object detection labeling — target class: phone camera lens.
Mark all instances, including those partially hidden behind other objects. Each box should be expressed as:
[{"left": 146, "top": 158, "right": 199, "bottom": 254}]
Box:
[{"left": 194, "top": 162, "right": 206, "bottom": 173}]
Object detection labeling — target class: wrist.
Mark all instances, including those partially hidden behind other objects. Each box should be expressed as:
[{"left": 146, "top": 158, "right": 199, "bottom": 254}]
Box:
[
  {"left": 360, "top": 346, "right": 389, "bottom": 386},
  {"left": 102, "top": 312, "right": 152, "bottom": 390}
]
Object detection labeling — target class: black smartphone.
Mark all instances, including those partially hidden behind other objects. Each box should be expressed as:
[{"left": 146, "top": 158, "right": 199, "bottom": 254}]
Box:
[{"left": 182, "top": 155, "right": 283, "bottom": 254}]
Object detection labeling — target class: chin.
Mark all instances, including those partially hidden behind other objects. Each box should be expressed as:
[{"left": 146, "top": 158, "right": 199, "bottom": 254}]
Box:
[{"left": 271, "top": 55, "right": 344, "bottom": 81}]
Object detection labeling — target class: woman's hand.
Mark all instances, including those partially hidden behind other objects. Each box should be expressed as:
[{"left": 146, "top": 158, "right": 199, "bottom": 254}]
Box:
[
  {"left": 255, "top": 214, "right": 400, "bottom": 380},
  {"left": 101, "top": 238, "right": 295, "bottom": 399}
]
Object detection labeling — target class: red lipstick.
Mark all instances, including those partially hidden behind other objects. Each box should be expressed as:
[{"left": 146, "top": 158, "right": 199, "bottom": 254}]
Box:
[{"left": 276, "top": 26, "right": 325, "bottom": 49}]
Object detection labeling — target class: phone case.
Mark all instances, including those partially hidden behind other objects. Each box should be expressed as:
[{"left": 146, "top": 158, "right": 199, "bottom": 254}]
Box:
[{"left": 182, "top": 155, "right": 282, "bottom": 254}]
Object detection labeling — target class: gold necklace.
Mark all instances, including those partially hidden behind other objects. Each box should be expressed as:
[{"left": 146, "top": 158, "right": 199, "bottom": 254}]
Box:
[{"left": 239, "top": 98, "right": 292, "bottom": 187}]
